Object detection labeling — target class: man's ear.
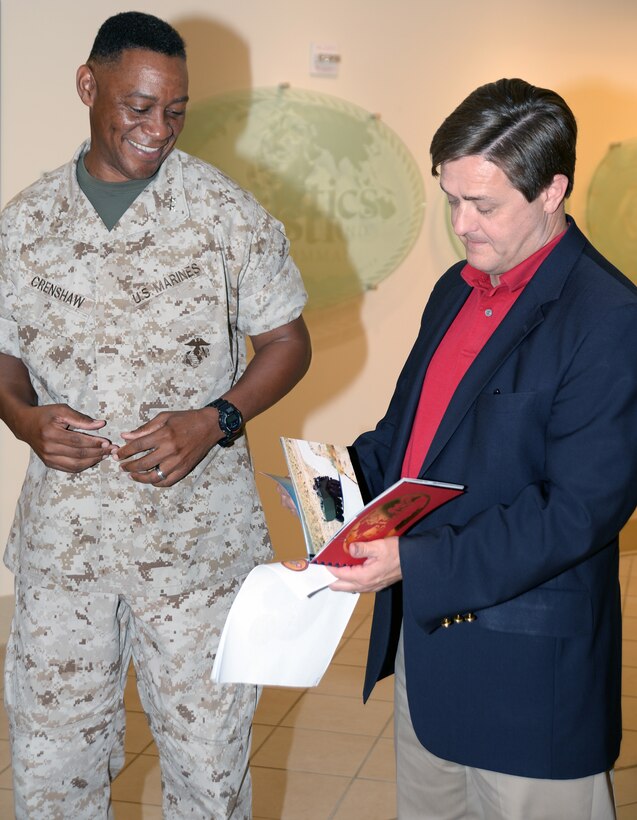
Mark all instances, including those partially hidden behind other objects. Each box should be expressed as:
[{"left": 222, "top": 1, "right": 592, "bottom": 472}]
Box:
[
  {"left": 76, "top": 64, "right": 97, "bottom": 107},
  {"left": 543, "top": 174, "right": 569, "bottom": 214}
]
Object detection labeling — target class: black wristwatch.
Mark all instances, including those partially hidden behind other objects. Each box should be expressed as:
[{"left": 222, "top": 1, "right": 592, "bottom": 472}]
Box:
[{"left": 207, "top": 398, "right": 244, "bottom": 447}]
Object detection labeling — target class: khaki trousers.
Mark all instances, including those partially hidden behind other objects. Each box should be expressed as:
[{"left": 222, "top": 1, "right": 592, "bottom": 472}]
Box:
[{"left": 394, "top": 632, "right": 616, "bottom": 820}]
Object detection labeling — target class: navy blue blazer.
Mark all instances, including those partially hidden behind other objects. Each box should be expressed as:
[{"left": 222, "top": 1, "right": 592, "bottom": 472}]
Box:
[{"left": 353, "top": 220, "right": 637, "bottom": 779}]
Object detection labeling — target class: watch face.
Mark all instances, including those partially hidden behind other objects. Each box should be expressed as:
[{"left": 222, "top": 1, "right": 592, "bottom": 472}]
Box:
[
  {"left": 224, "top": 408, "right": 242, "bottom": 433},
  {"left": 210, "top": 399, "right": 243, "bottom": 446},
  {"left": 213, "top": 399, "right": 243, "bottom": 437}
]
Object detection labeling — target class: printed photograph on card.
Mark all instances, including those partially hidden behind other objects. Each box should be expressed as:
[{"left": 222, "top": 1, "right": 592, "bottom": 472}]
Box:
[{"left": 280, "top": 438, "right": 364, "bottom": 557}]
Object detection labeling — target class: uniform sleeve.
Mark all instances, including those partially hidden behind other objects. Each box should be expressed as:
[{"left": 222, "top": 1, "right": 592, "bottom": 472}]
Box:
[
  {"left": 0, "top": 209, "right": 22, "bottom": 358},
  {"left": 235, "top": 204, "right": 307, "bottom": 336}
]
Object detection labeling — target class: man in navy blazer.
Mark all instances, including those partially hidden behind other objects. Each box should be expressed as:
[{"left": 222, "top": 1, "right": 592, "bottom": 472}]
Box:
[{"left": 330, "top": 79, "right": 637, "bottom": 819}]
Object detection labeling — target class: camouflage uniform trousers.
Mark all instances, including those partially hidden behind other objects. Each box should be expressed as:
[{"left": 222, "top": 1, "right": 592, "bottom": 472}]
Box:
[{"left": 4, "top": 573, "right": 259, "bottom": 818}]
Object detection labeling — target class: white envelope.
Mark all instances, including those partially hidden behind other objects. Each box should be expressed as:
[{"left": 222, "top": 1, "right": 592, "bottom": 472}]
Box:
[{"left": 211, "top": 561, "right": 359, "bottom": 687}]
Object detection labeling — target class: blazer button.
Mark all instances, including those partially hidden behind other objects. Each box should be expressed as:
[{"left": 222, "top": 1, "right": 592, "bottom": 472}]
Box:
[
  {"left": 441, "top": 617, "right": 453, "bottom": 628},
  {"left": 463, "top": 612, "right": 477, "bottom": 623},
  {"left": 453, "top": 614, "right": 464, "bottom": 624}
]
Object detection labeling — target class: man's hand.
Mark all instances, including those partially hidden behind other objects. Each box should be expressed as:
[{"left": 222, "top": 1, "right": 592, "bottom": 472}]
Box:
[
  {"left": 276, "top": 482, "right": 298, "bottom": 514},
  {"left": 328, "top": 536, "right": 402, "bottom": 594},
  {"left": 114, "top": 408, "right": 220, "bottom": 486},
  {"left": 13, "top": 404, "right": 112, "bottom": 473},
  {"left": 114, "top": 316, "right": 312, "bottom": 488},
  {"left": 0, "top": 355, "right": 112, "bottom": 472}
]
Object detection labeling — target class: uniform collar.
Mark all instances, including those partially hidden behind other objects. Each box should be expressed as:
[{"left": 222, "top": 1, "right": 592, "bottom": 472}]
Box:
[{"left": 45, "top": 141, "right": 190, "bottom": 242}]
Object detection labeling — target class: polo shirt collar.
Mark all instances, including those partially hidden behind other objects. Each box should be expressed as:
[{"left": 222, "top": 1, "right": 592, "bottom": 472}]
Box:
[{"left": 461, "top": 226, "right": 568, "bottom": 294}]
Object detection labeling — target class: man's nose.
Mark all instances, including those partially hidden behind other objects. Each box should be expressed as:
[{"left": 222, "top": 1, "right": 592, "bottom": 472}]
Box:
[
  {"left": 143, "top": 112, "right": 173, "bottom": 140},
  {"left": 451, "top": 202, "right": 476, "bottom": 236}
]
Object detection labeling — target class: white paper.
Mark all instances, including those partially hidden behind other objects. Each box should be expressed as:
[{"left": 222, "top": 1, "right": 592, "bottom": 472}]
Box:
[{"left": 211, "top": 560, "right": 359, "bottom": 687}]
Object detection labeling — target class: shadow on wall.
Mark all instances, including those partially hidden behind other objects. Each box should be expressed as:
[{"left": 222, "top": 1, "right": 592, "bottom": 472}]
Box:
[
  {"left": 169, "top": 17, "right": 368, "bottom": 819},
  {"left": 172, "top": 16, "right": 253, "bottom": 102},
  {"left": 171, "top": 14, "right": 368, "bottom": 501},
  {"left": 558, "top": 79, "right": 637, "bottom": 229}
]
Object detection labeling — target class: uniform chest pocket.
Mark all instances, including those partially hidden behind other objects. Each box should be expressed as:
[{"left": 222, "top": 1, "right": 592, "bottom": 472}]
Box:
[
  {"left": 14, "top": 288, "right": 95, "bottom": 357},
  {"left": 127, "top": 252, "right": 238, "bottom": 360},
  {"left": 135, "top": 287, "right": 224, "bottom": 354},
  {"left": 132, "top": 284, "right": 240, "bottom": 400},
  {"left": 13, "top": 288, "right": 97, "bottom": 403}
]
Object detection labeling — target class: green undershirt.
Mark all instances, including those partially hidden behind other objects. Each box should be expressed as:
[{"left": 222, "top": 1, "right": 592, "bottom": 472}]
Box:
[{"left": 76, "top": 155, "right": 157, "bottom": 231}]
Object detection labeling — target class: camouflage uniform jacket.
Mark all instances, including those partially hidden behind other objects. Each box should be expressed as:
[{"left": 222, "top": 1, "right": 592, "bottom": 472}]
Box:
[{"left": 0, "top": 142, "right": 307, "bottom": 594}]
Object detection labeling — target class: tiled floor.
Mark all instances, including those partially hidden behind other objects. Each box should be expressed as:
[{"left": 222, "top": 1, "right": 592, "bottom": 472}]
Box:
[{"left": 2, "top": 551, "right": 637, "bottom": 818}]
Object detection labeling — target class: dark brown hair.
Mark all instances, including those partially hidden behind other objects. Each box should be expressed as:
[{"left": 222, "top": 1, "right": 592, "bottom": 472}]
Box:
[{"left": 430, "top": 78, "right": 577, "bottom": 201}]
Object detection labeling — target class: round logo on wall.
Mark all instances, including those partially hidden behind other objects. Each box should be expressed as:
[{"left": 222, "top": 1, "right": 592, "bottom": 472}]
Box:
[
  {"left": 179, "top": 87, "right": 425, "bottom": 309},
  {"left": 587, "top": 139, "right": 637, "bottom": 285}
]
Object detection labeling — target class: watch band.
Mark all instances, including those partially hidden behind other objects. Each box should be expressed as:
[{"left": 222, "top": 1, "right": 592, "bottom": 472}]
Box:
[{"left": 207, "top": 397, "right": 244, "bottom": 447}]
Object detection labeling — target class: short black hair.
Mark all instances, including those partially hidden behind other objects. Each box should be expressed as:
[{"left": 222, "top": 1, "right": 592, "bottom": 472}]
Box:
[
  {"left": 88, "top": 11, "right": 186, "bottom": 64},
  {"left": 430, "top": 78, "right": 577, "bottom": 201}
]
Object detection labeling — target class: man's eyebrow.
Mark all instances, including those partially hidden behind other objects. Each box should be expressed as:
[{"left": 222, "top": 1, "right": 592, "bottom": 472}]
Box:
[
  {"left": 461, "top": 194, "right": 494, "bottom": 202},
  {"left": 439, "top": 184, "right": 494, "bottom": 202},
  {"left": 125, "top": 92, "right": 189, "bottom": 104}
]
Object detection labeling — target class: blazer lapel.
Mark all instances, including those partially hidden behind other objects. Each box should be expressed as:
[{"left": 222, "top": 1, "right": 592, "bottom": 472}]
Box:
[
  {"left": 420, "top": 298, "right": 546, "bottom": 474},
  {"left": 419, "top": 221, "right": 587, "bottom": 476},
  {"left": 384, "top": 271, "right": 470, "bottom": 482}
]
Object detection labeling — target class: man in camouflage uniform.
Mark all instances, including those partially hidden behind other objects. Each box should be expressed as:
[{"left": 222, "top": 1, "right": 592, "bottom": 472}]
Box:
[{"left": 0, "top": 12, "right": 310, "bottom": 819}]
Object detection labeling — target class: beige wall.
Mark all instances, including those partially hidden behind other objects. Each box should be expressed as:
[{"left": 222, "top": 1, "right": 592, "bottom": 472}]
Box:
[{"left": 2, "top": 0, "right": 637, "bottom": 596}]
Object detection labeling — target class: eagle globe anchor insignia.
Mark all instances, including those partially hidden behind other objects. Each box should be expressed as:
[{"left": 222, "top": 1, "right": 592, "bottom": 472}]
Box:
[{"left": 184, "top": 337, "right": 211, "bottom": 367}]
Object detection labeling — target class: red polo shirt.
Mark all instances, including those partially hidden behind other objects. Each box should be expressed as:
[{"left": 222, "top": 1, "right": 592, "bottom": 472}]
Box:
[{"left": 401, "top": 230, "right": 566, "bottom": 478}]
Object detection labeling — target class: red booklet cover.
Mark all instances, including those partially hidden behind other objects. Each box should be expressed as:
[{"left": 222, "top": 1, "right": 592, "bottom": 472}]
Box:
[
  {"left": 278, "top": 438, "right": 464, "bottom": 568},
  {"left": 311, "top": 476, "right": 464, "bottom": 568}
]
